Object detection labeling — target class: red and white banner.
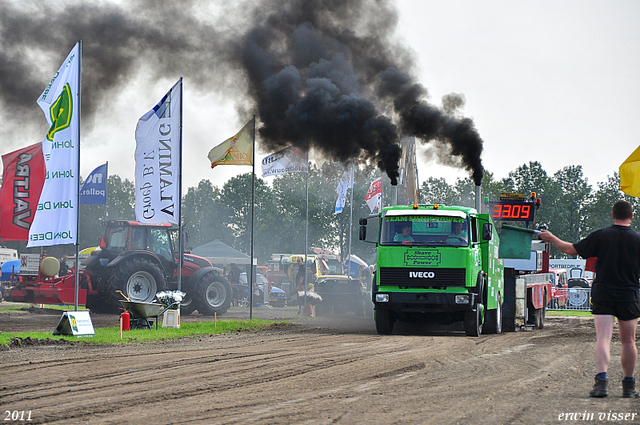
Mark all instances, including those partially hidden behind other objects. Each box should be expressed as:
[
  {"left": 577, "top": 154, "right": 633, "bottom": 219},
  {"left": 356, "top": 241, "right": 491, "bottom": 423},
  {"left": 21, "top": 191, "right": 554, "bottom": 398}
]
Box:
[
  {"left": 0, "top": 142, "right": 46, "bottom": 241},
  {"left": 365, "top": 177, "right": 382, "bottom": 213}
]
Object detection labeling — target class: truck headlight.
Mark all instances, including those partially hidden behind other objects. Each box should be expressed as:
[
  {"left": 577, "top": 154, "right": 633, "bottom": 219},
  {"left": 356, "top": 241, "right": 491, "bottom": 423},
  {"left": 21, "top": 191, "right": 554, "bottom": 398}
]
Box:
[
  {"left": 455, "top": 294, "right": 470, "bottom": 304},
  {"left": 375, "top": 293, "right": 390, "bottom": 303}
]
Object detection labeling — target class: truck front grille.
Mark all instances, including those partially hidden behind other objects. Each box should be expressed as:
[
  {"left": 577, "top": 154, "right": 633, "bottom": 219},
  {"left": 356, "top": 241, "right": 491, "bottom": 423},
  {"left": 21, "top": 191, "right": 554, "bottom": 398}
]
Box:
[{"left": 379, "top": 267, "right": 466, "bottom": 287}]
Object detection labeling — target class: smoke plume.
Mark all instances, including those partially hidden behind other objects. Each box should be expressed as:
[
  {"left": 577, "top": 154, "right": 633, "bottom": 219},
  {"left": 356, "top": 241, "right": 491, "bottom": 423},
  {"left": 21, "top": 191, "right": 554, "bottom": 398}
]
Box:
[{"left": 0, "top": 0, "right": 485, "bottom": 185}]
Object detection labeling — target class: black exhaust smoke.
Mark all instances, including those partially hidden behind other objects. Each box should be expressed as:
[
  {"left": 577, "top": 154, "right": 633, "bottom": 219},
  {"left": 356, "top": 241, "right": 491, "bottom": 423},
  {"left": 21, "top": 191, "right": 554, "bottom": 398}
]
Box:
[{"left": 0, "top": 0, "right": 483, "bottom": 185}]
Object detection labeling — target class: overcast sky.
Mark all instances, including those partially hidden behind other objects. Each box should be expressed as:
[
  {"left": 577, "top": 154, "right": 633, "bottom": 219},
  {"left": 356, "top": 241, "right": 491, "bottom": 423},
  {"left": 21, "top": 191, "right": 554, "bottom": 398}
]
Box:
[{"left": 2, "top": 0, "right": 639, "bottom": 193}]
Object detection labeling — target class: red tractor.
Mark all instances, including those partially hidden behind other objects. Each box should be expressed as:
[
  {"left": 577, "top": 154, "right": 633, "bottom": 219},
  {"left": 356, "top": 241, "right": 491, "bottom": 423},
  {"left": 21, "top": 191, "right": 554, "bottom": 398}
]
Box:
[{"left": 83, "top": 220, "right": 232, "bottom": 315}]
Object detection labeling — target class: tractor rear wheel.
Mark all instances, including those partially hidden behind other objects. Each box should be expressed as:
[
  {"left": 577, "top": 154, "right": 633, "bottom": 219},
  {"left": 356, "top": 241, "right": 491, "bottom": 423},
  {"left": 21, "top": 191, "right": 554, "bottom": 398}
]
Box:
[{"left": 193, "top": 272, "right": 232, "bottom": 316}]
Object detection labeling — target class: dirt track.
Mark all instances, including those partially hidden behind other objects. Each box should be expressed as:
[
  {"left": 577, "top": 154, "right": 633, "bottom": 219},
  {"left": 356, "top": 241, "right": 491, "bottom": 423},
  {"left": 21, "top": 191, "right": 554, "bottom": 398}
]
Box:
[{"left": 2, "top": 304, "right": 640, "bottom": 424}]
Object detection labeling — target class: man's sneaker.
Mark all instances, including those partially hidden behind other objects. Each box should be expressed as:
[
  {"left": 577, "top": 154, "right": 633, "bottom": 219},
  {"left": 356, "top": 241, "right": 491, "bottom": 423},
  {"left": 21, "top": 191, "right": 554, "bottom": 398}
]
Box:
[
  {"left": 622, "top": 380, "right": 640, "bottom": 398},
  {"left": 589, "top": 376, "right": 608, "bottom": 397}
]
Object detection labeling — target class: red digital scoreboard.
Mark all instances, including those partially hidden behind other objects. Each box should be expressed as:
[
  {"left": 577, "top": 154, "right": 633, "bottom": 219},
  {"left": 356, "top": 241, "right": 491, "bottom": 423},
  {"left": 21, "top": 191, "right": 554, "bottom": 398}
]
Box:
[{"left": 489, "top": 201, "right": 535, "bottom": 221}]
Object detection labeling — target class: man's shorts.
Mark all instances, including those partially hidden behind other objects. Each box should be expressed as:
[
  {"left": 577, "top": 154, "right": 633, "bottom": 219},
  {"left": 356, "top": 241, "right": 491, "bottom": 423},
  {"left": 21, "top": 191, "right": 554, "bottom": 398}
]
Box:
[{"left": 592, "top": 300, "right": 640, "bottom": 321}]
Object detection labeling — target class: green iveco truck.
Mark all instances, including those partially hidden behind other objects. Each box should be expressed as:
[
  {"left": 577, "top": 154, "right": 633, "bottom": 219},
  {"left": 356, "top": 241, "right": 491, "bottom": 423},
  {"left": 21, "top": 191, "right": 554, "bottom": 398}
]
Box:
[{"left": 359, "top": 203, "right": 504, "bottom": 336}]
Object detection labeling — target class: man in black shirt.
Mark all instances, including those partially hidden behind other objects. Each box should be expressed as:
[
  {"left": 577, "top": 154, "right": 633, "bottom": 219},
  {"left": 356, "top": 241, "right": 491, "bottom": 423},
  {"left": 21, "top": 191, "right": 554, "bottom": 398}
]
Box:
[{"left": 539, "top": 200, "right": 640, "bottom": 398}]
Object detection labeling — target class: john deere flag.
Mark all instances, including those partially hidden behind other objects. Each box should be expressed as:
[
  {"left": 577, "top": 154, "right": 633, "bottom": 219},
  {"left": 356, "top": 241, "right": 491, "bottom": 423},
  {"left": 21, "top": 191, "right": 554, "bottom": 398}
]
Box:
[
  {"left": 135, "top": 79, "right": 182, "bottom": 225},
  {"left": 208, "top": 118, "right": 254, "bottom": 168},
  {"left": 28, "top": 42, "right": 80, "bottom": 247},
  {"left": 261, "top": 146, "right": 308, "bottom": 177},
  {"left": 620, "top": 145, "right": 640, "bottom": 196},
  {"left": 0, "top": 142, "right": 46, "bottom": 241},
  {"left": 365, "top": 177, "right": 382, "bottom": 214},
  {"left": 80, "top": 162, "right": 108, "bottom": 205}
]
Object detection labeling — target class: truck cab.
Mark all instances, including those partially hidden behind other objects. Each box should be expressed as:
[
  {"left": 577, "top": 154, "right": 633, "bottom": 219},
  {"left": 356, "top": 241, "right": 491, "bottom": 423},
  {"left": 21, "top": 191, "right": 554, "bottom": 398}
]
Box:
[{"left": 361, "top": 204, "right": 504, "bottom": 336}]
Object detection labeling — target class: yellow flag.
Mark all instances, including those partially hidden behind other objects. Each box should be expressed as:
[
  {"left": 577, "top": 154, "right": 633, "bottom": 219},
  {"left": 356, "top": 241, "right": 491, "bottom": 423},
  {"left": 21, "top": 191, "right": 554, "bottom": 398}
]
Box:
[
  {"left": 208, "top": 118, "right": 254, "bottom": 168},
  {"left": 620, "top": 145, "right": 640, "bottom": 196}
]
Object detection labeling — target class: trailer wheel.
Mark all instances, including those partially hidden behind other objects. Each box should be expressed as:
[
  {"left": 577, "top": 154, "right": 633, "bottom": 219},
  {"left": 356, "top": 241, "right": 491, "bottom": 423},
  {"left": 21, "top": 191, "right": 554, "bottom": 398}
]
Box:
[
  {"left": 484, "top": 295, "right": 502, "bottom": 334},
  {"left": 374, "top": 308, "right": 394, "bottom": 335},
  {"left": 193, "top": 272, "right": 232, "bottom": 316},
  {"left": 109, "top": 257, "right": 166, "bottom": 306}
]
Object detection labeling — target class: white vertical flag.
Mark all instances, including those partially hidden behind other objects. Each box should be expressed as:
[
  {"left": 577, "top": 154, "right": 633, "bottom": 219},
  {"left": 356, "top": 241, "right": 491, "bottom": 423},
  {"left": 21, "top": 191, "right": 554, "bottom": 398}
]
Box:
[
  {"left": 334, "top": 163, "right": 354, "bottom": 214},
  {"left": 28, "top": 42, "right": 81, "bottom": 247},
  {"left": 365, "top": 177, "right": 382, "bottom": 213},
  {"left": 134, "top": 79, "right": 182, "bottom": 224}
]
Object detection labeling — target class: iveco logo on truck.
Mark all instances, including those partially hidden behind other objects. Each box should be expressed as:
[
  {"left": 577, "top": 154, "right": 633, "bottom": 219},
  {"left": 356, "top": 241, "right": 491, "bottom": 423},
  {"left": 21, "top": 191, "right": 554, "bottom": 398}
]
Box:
[{"left": 409, "top": 271, "right": 435, "bottom": 279}]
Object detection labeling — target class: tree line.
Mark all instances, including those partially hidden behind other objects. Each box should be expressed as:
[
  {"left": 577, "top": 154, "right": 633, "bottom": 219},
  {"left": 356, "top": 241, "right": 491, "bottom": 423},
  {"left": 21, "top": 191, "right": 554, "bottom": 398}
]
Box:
[{"left": 3, "top": 161, "right": 632, "bottom": 262}]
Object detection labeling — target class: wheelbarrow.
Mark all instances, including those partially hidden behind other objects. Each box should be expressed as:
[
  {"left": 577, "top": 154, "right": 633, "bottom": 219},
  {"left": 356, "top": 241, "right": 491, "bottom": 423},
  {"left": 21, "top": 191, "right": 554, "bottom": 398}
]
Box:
[{"left": 120, "top": 300, "right": 178, "bottom": 330}]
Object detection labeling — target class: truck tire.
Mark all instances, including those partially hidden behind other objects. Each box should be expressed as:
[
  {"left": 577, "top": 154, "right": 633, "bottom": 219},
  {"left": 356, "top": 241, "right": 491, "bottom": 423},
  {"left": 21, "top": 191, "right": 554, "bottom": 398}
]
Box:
[
  {"left": 465, "top": 272, "right": 485, "bottom": 336},
  {"left": 464, "top": 306, "right": 483, "bottom": 336},
  {"left": 374, "top": 308, "right": 394, "bottom": 335},
  {"left": 180, "top": 294, "right": 197, "bottom": 315},
  {"left": 108, "top": 257, "right": 166, "bottom": 306},
  {"left": 484, "top": 296, "right": 502, "bottom": 334},
  {"left": 193, "top": 272, "right": 232, "bottom": 316}
]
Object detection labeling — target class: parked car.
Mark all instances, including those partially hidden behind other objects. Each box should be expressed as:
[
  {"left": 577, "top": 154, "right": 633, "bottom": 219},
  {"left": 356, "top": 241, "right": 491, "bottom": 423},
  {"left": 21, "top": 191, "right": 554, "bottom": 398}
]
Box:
[
  {"left": 313, "top": 275, "right": 371, "bottom": 316},
  {"left": 238, "top": 273, "right": 287, "bottom": 307}
]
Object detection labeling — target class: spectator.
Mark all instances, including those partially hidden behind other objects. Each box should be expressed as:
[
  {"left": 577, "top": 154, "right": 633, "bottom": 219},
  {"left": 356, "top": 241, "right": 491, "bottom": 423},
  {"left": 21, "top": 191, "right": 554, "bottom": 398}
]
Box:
[
  {"left": 59, "top": 254, "right": 70, "bottom": 276},
  {"left": 539, "top": 200, "right": 640, "bottom": 398}
]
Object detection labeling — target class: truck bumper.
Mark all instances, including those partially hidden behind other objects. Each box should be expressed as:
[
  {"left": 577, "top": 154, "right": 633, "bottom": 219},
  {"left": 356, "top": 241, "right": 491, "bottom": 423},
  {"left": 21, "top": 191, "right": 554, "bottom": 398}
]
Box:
[{"left": 373, "top": 291, "right": 478, "bottom": 314}]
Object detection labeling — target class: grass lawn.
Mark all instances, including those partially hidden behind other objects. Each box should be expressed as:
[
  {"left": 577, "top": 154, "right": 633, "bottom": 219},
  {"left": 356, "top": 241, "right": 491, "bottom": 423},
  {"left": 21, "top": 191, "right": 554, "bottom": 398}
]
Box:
[{"left": 0, "top": 318, "right": 279, "bottom": 346}]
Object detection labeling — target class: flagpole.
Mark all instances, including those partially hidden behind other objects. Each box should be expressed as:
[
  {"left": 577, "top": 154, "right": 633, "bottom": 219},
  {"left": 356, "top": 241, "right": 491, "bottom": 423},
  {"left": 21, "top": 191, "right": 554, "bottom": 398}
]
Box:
[
  {"left": 304, "top": 158, "right": 309, "bottom": 315},
  {"left": 74, "top": 40, "right": 82, "bottom": 312},
  {"left": 177, "top": 77, "right": 184, "bottom": 292},
  {"left": 249, "top": 115, "right": 256, "bottom": 319},
  {"left": 104, "top": 161, "right": 109, "bottom": 221},
  {"left": 347, "top": 164, "right": 354, "bottom": 280}
]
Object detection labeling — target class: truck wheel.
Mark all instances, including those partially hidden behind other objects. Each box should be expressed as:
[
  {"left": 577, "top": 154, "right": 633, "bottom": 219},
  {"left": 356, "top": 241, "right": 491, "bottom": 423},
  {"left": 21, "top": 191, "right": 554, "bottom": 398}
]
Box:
[
  {"left": 484, "top": 296, "right": 502, "bottom": 334},
  {"left": 193, "top": 272, "right": 232, "bottom": 316},
  {"left": 374, "top": 308, "right": 394, "bottom": 335},
  {"left": 465, "top": 272, "right": 485, "bottom": 336},
  {"left": 180, "top": 294, "right": 197, "bottom": 315},
  {"left": 464, "top": 305, "right": 483, "bottom": 336},
  {"left": 109, "top": 258, "right": 166, "bottom": 305}
]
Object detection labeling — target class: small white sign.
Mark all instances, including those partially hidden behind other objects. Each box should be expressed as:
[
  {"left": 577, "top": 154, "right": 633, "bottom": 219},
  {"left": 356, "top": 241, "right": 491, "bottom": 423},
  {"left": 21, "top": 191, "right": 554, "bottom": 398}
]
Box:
[
  {"left": 20, "top": 254, "right": 41, "bottom": 276},
  {"left": 53, "top": 311, "right": 95, "bottom": 337}
]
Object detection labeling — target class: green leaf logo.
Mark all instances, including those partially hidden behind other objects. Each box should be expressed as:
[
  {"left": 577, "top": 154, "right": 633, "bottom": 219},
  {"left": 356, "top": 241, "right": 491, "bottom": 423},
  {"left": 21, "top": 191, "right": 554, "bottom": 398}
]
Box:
[{"left": 46, "top": 83, "right": 73, "bottom": 141}]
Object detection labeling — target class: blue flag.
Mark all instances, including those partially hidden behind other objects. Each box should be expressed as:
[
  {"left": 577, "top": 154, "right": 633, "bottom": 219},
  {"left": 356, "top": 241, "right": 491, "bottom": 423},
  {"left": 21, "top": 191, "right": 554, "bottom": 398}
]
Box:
[{"left": 80, "top": 163, "right": 108, "bottom": 205}]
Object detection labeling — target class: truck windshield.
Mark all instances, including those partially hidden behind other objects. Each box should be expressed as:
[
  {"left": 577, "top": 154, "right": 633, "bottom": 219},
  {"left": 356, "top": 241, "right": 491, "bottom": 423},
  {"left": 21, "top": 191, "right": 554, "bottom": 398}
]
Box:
[{"left": 380, "top": 215, "right": 469, "bottom": 247}]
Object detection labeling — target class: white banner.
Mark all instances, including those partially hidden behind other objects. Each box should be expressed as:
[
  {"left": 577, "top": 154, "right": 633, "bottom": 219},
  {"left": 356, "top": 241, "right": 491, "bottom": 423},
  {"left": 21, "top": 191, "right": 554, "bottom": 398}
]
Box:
[
  {"left": 365, "top": 177, "right": 382, "bottom": 213},
  {"left": 28, "top": 42, "right": 81, "bottom": 247},
  {"left": 334, "top": 163, "right": 354, "bottom": 214},
  {"left": 261, "top": 146, "right": 308, "bottom": 177},
  {"left": 135, "top": 79, "right": 182, "bottom": 224}
]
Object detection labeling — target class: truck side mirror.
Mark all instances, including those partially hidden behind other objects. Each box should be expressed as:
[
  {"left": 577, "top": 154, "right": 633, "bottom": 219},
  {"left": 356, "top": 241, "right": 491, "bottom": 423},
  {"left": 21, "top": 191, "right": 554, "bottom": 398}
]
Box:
[
  {"left": 482, "top": 223, "right": 493, "bottom": 241},
  {"left": 359, "top": 226, "right": 367, "bottom": 241}
]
